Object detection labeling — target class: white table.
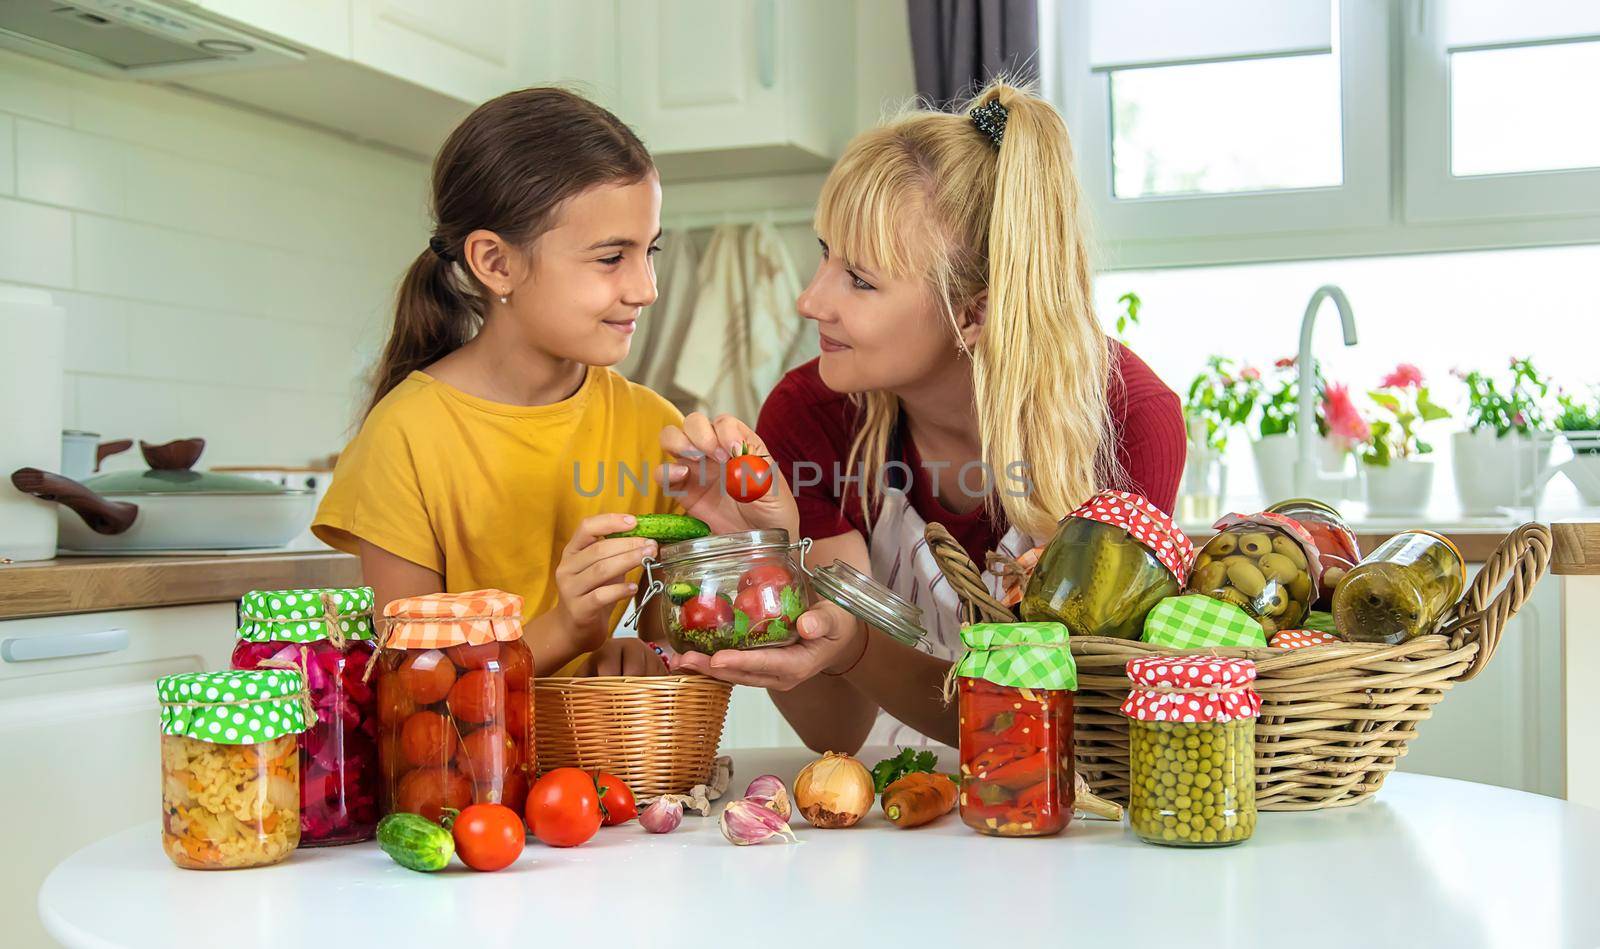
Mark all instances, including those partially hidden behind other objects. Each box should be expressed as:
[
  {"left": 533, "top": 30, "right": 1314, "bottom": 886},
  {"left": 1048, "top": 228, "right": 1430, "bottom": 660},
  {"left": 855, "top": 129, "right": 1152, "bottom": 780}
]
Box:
[{"left": 40, "top": 747, "right": 1600, "bottom": 949}]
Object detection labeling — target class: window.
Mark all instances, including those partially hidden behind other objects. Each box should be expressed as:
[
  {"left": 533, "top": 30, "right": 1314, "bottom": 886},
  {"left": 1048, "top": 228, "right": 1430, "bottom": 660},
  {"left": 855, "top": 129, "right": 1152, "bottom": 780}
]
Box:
[{"left": 1451, "top": 39, "right": 1600, "bottom": 177}]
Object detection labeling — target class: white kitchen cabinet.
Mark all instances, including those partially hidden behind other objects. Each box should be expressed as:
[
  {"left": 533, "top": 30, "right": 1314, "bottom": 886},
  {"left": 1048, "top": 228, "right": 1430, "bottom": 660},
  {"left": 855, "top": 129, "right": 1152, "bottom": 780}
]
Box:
[
  {"left": 349, "top": 0, "right": 537, "bottom": 106},
  {"left": 1, "top": 603, "right": 237, "bottom": 949},
  {"left": 186, "top": 0, "right": 353, "bottom": 57},
  {"left": 617, "top": 0, "right": 855, "bottom": 180}
]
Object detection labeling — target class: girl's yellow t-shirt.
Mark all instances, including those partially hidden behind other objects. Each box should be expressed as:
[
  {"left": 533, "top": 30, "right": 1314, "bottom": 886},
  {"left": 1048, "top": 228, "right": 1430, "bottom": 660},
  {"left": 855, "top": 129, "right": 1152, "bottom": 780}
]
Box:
[{"left": 312, "top": 367, "right": 683, "bottom": 672}]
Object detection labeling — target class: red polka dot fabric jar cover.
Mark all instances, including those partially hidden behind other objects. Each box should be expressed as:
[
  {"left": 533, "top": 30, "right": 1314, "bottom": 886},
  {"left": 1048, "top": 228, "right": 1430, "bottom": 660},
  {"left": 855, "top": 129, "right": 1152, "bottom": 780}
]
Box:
[
  {"left": 1121, "top": 655, "right": 1262, "bottom": 723},
  {"left": 1269, "top": 629, "right": 1341, "bottom": 651},
  {"left": 1069, "top": 490, "right": 1195, "bottom": 582}
]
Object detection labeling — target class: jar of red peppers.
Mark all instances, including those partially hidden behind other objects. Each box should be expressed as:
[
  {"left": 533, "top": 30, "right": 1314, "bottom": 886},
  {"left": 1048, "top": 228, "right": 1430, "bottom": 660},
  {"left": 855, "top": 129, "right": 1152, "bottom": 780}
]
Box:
[
  {"left": 1266, "top": 497, "right": 1362, "bottom": 607},
  {"left": 375, "top": 590, "right": 533, "bottom": 822},
  {"left": 231, "top": 587, "right": 379, "bottom": 846},
  {"left": 953, "top": 622, "right": 1076, "bottom": 838},
  {"left": 1123, "top": 656, "right": 1260, "bottom": 847}
]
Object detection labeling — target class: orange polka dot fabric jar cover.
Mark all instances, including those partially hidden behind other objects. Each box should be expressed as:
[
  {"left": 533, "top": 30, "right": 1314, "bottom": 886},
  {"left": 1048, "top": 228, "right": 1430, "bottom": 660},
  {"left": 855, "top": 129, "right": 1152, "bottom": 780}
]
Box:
[{"left": 373, "top": 590, "right": 534, "bottom": 820}]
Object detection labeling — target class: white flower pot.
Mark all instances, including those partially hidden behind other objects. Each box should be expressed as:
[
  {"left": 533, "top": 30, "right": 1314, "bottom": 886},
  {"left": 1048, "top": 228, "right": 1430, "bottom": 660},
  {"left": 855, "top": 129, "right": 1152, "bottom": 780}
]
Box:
[
  {"left": 1553, "top": 454, "right": 1600, "bottom": 508},
  {"left": 1451, "top": 430, "right": 1553, "bottom": 516},
  {"left": 1363, "top": 458, "right": 1435, "bottom": 518},
  {"left": 1252, "top": 433, "right": 1351, "bottom": 504}
]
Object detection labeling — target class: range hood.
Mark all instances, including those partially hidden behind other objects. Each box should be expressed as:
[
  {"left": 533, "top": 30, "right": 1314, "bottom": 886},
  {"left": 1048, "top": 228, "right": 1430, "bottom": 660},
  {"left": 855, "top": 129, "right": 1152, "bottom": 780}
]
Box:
[{"left": 0, "top": 0, "right": 302, "bottom": 77}]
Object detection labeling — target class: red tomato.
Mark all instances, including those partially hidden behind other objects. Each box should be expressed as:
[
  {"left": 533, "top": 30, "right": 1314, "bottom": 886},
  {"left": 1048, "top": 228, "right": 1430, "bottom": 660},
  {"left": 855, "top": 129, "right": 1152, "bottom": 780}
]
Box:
[
  {"left": 524, "top": 768, "right": 602, "bottom": 848},
  {"left": 488, "top": 771, "right": 529, "bottom": 810},
  {"left": 505, "top": 689, "right": 531, "bottom": 745},
  {"left": 449, "top": 803, "right": 526, "bottom": 872},
  {"left": 398, "top": 650, "right": 456, "bottom": 705},
  {"left": 724, "top": 449, "right": 772, "bottom": 503},
  {"left": 500, "top": 642, "right": 532, "bottom": 687},
  {"left": 446, "top": 642, "right": 502, "bottom": 671},
  {"left": 595, "top": 772, "right": 637, "bottom": 826},
  {"left": 734, "top": 584, "right": 785, "bottom": 624},
  {"left": 679, "top": 595, "right": 734, "bottom": 631},
  {"left": 376, "top": 673, "right": 417, "bottom": 726},
  {"left": 447, "top": 669, "right": 507, "bottom": 724},
  {"left": 739, "top": 564, "right": 793, "bottom": 591},
  {"left": 397, "top": 767, "right": 472, "bottom": 822},
  {"left": 379, "top": 729, "right": 408, "bottom": 782},
  {"left": 460, "top": 725, "right": 519, "bottom": 785},
  {"left": 400, "top": 710, "right": 458, "bottom": 767}
]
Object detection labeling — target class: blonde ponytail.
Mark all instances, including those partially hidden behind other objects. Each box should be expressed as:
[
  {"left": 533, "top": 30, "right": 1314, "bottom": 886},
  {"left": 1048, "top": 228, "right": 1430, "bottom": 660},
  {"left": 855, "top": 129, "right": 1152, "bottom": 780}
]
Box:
[{"left": 815, "top": 78, "right": 1115, "bottom": 541}]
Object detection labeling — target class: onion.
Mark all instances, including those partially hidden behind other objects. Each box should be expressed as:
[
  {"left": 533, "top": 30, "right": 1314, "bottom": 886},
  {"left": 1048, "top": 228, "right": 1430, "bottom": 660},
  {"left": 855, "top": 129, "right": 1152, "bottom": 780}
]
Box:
[{"left": 793, "top": 752, "right": 873, "bottom": 828}]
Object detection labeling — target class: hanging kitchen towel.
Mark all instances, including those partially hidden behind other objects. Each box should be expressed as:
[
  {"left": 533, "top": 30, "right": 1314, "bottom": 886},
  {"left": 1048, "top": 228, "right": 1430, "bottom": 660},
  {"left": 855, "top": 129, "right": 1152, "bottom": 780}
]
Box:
[
  {"left": 740, "top": 221, "right": 808, "bottom": 401},
  {"left": 674, "top": 225, "right": 745, "bottom": 416}
]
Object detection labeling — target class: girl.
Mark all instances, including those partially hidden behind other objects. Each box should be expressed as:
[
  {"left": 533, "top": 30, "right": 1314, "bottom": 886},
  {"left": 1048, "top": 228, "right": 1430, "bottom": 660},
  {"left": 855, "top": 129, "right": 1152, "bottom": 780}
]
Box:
[
  {"left": 665, "top": 80, "right": 1185, "bottom": 749},
  {"left": 315, "top": 88, "right": 745, "bottom": 677}
]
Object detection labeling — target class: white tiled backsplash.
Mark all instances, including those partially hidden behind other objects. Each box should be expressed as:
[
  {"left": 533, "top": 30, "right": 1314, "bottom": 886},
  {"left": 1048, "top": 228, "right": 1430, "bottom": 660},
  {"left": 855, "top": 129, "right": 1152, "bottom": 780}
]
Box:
[{"left": 0, "top": 50, "right": 429, "bottom": 468}]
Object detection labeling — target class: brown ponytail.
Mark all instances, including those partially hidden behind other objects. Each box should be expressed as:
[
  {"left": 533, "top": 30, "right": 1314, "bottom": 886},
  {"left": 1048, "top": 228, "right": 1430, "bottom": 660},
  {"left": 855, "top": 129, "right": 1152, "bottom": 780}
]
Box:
[{"left": 366, "top": 87, "right": 654, "bottom": 417}]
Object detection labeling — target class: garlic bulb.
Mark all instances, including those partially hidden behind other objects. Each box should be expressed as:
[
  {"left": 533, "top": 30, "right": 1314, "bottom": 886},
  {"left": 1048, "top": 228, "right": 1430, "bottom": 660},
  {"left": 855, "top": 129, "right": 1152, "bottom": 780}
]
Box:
[
  {"left": 719, "top": 798, "right": 796, "bottom": 846},
  {"left": 640, "top": 797, "right": 684, "bottom": 834},
  {"left": 793, "top": 752, "right": 873, "bottom": 828},
  {"left": 745, "top": 775, "right": 791, "bottom": 821}
]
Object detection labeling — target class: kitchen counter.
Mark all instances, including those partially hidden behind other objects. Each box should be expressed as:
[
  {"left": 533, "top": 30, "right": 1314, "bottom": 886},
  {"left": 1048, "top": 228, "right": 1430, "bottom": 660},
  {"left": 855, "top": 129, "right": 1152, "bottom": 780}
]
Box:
[
  {"left": 0, "top": 550, "right": 361, "bottom": 620},
  {"left": 38, "top": 747, "right": 1600, "bottom": 949}
]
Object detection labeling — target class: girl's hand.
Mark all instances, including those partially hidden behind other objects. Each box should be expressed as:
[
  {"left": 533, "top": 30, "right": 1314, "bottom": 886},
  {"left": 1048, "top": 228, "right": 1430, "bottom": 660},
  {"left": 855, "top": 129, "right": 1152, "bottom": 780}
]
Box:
[
  {"left": 555, "top": 514, "right": 657, "bottom": 650},
  {"left": 660, "top": 413, "right": 799, "bottom": 538},
  {"left": 579, "top": 638, "right": 669, "bottom": 677},
  {"left": 673, "top": 600, "right": 861, "bottom": 690}
]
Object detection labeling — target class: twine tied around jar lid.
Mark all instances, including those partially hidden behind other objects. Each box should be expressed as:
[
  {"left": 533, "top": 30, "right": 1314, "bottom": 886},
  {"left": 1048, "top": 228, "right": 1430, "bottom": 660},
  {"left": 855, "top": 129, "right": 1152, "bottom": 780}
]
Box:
[
  {"left": 361, "top": 602, "right": 529, "bottom": 681},
  {"left": 939, "top": 639, "right": 1074, "bottom": 705},
  {"left": 235, "top": 591, "right": 370, "bottom": 651},
  {"left": 159, "top": 674, "right": 316, "bottom": 724}
]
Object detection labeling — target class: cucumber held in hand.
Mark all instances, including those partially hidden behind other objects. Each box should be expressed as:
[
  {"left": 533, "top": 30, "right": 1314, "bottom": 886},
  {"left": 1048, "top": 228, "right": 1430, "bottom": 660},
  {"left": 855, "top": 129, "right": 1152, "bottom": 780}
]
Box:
[
  {"left": 378, "top": 813, "right": 455, "bottom": 872},
  {"left": 609, "top": 513, "right": 711, "bottom": 543}
]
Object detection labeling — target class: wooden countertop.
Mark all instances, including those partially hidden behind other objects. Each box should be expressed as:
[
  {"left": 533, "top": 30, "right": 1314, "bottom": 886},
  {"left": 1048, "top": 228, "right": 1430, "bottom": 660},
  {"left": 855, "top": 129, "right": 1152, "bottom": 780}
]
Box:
[
  {"left": 1553, "top": 521, "right": 1600, "bottom": 575},
  {"left": 0, "top": 549, "right": 362, "bottom": 620}
]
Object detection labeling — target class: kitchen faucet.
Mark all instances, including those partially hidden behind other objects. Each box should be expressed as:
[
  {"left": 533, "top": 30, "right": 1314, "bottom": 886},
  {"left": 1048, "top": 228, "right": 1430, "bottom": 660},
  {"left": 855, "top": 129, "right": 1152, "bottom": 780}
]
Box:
[{"left": 1296, "top": 285, "right": 1358, "bottom": 498}]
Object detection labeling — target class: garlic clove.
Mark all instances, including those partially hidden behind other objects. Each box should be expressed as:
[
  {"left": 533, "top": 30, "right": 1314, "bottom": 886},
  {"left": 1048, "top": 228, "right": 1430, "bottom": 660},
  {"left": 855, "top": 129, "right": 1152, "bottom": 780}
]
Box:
[
  {"left": 640, "top": 796, "right": 684, "bottom": 834},
  {"left": 719, "top": 797, "right": 797, "bottom": 846},
  {"left": 745, "top": 775, "right": 792, "bottom": 821}
]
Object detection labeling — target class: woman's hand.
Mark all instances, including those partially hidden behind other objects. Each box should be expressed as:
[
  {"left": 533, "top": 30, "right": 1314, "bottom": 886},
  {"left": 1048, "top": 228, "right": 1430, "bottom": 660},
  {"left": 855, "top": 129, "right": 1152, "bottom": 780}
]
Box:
[
  {"left": 554, "top": 513, "right": 657, "bottom": 652},
  {"left": 579, "top": 638, "right": 669, "bottom": 677},
  {"left": 660, "top": 413, "right": 798, "bottom": 538},
  {"left": 673, "top": 599, "right": 861, "bottom": 690}
]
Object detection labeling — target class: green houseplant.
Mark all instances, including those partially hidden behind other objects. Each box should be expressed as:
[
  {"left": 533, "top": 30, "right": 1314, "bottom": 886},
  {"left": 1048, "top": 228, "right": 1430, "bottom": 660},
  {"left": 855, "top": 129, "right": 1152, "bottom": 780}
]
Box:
[
  {"left": 1359, "top": 364, "right": 1450, "bottom": 517},
  {"left": 1451, "top": 358, "right": 1554, "bottom": 515}
]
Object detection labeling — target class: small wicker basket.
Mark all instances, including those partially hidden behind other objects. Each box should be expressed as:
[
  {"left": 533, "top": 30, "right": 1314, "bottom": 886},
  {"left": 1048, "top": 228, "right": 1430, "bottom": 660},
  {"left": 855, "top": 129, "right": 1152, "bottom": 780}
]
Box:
[
  {"left": 533, "top": 673, "right": 732, "bottom": 798},
  {"left": 928, "top": 520, "right": 1552, "bottom": 811}
]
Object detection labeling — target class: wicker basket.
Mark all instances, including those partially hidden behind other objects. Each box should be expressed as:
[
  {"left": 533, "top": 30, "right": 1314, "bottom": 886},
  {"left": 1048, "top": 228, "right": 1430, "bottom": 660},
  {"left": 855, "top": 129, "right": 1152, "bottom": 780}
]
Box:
[
  {"left": 533, "top": 674, "right": 732, "bottom": 798},
  {"left": 927, "top": 520, "right": 1552, "bottom": 811}
]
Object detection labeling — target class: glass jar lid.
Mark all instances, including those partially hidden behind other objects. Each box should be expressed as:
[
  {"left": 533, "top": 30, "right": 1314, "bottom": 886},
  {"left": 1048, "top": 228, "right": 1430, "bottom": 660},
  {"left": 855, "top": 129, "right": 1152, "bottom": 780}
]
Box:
[
  {"left": 656, "top": 528, "right": 793, "bottom": 569},
  {"left": 807, "top": 559, "right": 926, "bottom": 647}
]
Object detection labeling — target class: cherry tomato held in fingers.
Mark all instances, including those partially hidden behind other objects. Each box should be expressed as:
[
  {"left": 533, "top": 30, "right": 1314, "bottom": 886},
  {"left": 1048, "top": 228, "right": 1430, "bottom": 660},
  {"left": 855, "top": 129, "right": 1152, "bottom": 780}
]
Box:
[
  {"left": 724, "top": 444, "right": 772, "bottom": 503},
  {"left": 595, "top": 772, "right": 638, "bottom": 825},
  {"left": 525, "top": 767, "right": 602, "bottom": 848},
  {"left": 448, "top": 803, "right": 526, "bottom": 872},
  {"left": 679, "top": 594, "right": 734, "bottom": 631},
  {"left": 738, "top": 564, "right": 793, "bottom": 591}
]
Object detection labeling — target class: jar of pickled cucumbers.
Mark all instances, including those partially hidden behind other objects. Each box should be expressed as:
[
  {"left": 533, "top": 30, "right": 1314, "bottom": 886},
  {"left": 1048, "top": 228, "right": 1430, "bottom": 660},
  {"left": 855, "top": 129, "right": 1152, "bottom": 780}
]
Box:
[
  {"left": 953, "top": 622, "right": 1076, "bottom": 838},
  {"left": 1020, "top": 490, "right": 1194, "bottom": 639},
  {"left": 375, "top": 590, "right": 534, "bottom": 821},
  {"left": 231, "top": 587, "right": 379, "bottom": 846},
  {"left": 1123, "top": 655, "right": 1259, "bottom": 848},
  {"left": 157, "top": 669, "right": 313, "bottom": 869},
  {"left": 1333, "top": 530, "right": 1465, "bottom": 645},
  {"left": 1187, "top": 512, "right": 1323, "bottom": 638},
  {"left": 1266, "top": 498, "right": 1362, "bottom": 607}
]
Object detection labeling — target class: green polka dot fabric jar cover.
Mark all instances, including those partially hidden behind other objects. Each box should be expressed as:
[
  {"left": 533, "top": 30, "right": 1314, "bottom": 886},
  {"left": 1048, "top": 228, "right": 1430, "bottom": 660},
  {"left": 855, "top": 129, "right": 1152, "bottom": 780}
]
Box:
[
  {"left": 952, "top": 622, "right": 1077, "bottom": 839},
  {"left": 231, "top": 587, "right": 381, "bottom": 847},
  {"left": 156, "top": 670, "right": 309, "bottom": 870}
]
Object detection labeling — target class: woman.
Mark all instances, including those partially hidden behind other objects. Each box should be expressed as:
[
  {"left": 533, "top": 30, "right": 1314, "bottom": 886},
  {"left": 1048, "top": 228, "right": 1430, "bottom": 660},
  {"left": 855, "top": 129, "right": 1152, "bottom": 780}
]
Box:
[{"left": 664, "top": 80, "right": 1184, "bottom": 751}]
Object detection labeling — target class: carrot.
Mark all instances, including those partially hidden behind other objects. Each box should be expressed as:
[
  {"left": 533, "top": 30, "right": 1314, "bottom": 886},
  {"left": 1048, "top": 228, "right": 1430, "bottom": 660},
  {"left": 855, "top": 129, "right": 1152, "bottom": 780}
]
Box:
[{"left": 882, "top": 772, "right": 958, "bottom": 828}]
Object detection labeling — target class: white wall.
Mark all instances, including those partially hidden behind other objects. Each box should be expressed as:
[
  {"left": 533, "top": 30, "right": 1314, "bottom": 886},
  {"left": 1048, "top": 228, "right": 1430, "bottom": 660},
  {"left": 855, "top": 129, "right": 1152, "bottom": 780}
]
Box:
[{"left": 0, "top": 50, "right": 428, "bottom": 469}]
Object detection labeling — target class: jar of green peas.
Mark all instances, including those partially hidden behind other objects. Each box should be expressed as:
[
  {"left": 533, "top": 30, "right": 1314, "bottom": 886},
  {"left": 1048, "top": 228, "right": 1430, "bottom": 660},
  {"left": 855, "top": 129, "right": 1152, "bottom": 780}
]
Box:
[{"left": 1122, "top": 655, "right": 1260, "bottom": 847}]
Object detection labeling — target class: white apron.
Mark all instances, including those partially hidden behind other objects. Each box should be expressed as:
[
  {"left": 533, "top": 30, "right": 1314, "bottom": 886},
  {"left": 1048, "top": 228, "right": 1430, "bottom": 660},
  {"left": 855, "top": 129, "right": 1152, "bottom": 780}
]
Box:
[{"left": 861, "top": 488, "right": 1034, "bottom": 748}]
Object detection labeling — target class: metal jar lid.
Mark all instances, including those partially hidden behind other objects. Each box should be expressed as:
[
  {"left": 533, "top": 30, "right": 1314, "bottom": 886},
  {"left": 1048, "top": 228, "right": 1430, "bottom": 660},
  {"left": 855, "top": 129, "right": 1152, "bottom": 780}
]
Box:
[
  {"left": 655, "top": 528, "right": 794, "bottom": 569},
  {"left": 807, "top": 558, "right": 927, "bottom": 647}
]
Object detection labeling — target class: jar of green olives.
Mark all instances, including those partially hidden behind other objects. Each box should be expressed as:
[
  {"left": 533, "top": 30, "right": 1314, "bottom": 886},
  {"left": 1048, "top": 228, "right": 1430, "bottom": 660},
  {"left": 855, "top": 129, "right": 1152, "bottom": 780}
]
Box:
[
  {"left": 1122, "top": 655, "right": 1260, "bottom": 848},
  {"left": 1186, "top": 512, "right": 1323, "bottom": 638}
]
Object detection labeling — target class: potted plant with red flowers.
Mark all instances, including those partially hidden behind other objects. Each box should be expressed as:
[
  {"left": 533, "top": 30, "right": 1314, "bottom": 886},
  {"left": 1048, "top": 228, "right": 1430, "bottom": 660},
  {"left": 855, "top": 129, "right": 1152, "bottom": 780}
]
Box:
[
  {"left": 1358, "top": 364, "right": 1450, "bottom": 518},
  {"left": 1249, "top": 357, "right": 1352, "bottom": 504},
  {"left": 1452, "top": 358, "right": 1552, "bottom": 516}
]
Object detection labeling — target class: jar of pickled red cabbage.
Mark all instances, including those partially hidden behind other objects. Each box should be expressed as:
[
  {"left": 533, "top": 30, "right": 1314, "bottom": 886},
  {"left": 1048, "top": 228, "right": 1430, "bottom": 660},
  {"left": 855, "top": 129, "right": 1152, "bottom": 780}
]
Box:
[
  {"left": 1020, "top": 490, "right": 1194, "bottom": 639},
  {"left": 375, "top": 590, "right": 534, "bottom": 821},
  {"left": 953, "top": 622, "right": 1076, "bottom": 838},
  {"left": 156, "top": 669, "right": 312, "bottom": 869},
  {"left": 1123, "top": 656, "right": 1260, "bottom": 848},
  {"left": 231, "top": 587, "right": 380, "bottom": 846}
]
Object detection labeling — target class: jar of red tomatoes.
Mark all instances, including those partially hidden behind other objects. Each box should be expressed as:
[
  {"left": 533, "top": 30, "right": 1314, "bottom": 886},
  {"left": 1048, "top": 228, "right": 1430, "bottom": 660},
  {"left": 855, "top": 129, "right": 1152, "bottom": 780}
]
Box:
[
  {"left": 1266, "top": 497, "right": 1362, "bottom": 607},
  {"left": 953, "top": 622, "right": 1076, "bottom": 837},
  {"left": 375, "top": 590, "right": 533, "bottom": 822},
  {"left": 231, "top": 587, "right": 379, "bottom": 846}
]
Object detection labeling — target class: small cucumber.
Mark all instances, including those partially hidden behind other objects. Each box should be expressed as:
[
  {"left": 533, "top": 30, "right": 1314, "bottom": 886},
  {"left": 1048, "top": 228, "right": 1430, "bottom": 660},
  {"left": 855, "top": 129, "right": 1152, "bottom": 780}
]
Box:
[
  {"left": 377, "top": 813, "right": 454, "bottom": 872},
  {"left": 608, "top": 514, "right": 711, "bottom": 543},
  {"left": 667, "top": 581, "right": 699, "bottom": 605}
]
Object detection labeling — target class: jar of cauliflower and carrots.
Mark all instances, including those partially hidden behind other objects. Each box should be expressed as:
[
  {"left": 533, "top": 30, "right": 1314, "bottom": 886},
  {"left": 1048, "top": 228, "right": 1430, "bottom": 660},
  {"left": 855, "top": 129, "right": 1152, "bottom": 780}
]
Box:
[
  {"left": 952, "top": 622, "right": 1077, "bottom": 838},
  {"left": 156, "top": 669, "right": 313, "bottom": 869}
]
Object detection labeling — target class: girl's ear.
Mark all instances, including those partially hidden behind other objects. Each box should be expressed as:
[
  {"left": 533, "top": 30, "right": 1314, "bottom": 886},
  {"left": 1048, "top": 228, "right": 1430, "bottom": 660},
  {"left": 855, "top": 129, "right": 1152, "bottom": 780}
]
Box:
[
  {"left": 463, "top": 228, "right": 519, "bottom": 298},
  {"left": 957, "top": 290, "right": 988, "bottom": 349}
]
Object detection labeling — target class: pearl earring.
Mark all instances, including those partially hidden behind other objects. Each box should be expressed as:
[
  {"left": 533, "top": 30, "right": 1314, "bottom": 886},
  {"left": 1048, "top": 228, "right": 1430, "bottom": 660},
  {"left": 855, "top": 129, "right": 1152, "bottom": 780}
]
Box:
[{"left": 499, "top": 289, "right": 509, "bottom": 304}]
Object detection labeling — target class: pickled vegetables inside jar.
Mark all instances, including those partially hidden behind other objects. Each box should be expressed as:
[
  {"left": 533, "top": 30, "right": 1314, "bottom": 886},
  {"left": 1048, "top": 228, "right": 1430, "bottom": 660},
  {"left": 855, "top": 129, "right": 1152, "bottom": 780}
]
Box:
[
  {"left": 231, "top": 586, "right": 380, "bottom": 846},
  {"left": 1122, "top": 656, "right": 1260, "bottom": 848},
  {"left": 1265, "top": 498, "right": 1362, "bottom": 608},
  {"left": 1020, "top": 490, "right": 1194, "bottom": 639},
  {"left": 1333, "top": 530, "right": 1465, "bottom": 645},
  {"left": 953, "top": 622, "right": 1076, "bottom": 838},
  {"left": 375, "top": 590, "right": 534, "bottom": 821},
  {"left": 1186, "top": 512, "right": 1323, "bottom": 638},
  {"left": 156, "top": 669, "right": 312, "bottom": 869}
]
